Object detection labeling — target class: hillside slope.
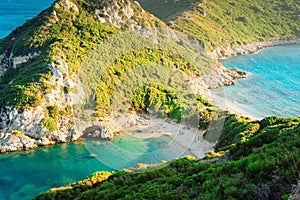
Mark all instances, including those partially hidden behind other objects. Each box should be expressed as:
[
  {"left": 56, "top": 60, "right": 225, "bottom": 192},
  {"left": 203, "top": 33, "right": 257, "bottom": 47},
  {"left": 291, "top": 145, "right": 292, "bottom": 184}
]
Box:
[
  {"left": 169, "top": 0, "right": 300, "bottom": 56},
  {"left": 137, "top": 0, "right": 300, "bottom": 57},
  {"left": 35, "top": 116, "right": 300, "bottom": 199},
  {"left": 0, "top": 0, "right": 166, "bottom": 151},
  {"left": 0, "top": 0, "right": 242, "bottom": 152}
]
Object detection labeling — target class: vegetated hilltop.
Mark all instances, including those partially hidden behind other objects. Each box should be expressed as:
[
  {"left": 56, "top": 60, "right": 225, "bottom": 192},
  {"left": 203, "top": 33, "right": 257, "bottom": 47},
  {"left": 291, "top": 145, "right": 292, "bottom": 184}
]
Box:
[
  {"left": 0, "top": 0, "right": 242, "bottom": 152},
  {"left": 138, "top": 0, "right": 300, "bottom": 57},
  {"left": 35, "top": 116, "right": 300, "bottom": 200},
  {"left": 33, "top": 1, "right": 300, "bottom": 199},
  {"left": 0, "top": 0, "right": 298, "bottom": 199},
  {"left": 0, "top": 0, "right": 163, "bottom": 151}
]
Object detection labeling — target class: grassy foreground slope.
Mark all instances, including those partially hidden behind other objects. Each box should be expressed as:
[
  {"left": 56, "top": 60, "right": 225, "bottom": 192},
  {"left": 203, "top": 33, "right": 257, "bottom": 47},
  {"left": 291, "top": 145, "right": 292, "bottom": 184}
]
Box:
[
  {"left": 169, "top": 0, "right": 300, "bottom": 50},
  {"left": 35, "top": 116, "right": 300, "bottom": 199}
]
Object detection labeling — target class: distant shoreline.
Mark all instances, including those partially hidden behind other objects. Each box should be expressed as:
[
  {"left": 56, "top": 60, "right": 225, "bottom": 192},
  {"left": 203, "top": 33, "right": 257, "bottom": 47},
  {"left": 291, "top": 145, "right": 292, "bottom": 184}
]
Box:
[
  {"left": 207, "top": 39, "right": 300, "bottom": 120},
  {"left": 207, "top": 38, "right": 300, "bottom": 60}
]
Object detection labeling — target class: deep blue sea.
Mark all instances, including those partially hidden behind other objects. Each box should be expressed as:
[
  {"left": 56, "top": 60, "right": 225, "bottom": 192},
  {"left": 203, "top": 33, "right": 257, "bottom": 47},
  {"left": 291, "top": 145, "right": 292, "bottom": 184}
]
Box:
[
  {"left": 0, "top": 1, "right": 300, "bottom": 200},
  {"left": 0, "top": 0, "right": 54, "bottom": 38}
]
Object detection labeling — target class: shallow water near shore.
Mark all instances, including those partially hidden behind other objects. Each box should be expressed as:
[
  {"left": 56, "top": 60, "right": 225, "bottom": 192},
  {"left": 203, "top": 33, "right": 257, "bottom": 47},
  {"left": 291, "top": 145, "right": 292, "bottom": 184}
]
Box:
[
  {"left": 216, "top": 44, "right": 300, "bottom": 119},
  {"left": 0, "top": 1, "right": 300, "bottom": 199},
  {"left": 0, "top": 141, "right": 111, "bottom": 200},
  {"left": 0, "top": 125, "right": 211, "bottom": 200}
]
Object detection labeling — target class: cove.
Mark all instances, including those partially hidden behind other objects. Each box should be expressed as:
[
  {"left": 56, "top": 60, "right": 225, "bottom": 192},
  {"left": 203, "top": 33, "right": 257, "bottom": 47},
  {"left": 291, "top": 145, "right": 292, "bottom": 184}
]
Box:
[
  {"left": 0, "top": 141, "right": 112, "bottom": 200},
  {"left": 0, "top": 124, "right": 211, "bottom": 200},
  {"left": 214, "top": 44, "right": 300, "bottom": 119}
]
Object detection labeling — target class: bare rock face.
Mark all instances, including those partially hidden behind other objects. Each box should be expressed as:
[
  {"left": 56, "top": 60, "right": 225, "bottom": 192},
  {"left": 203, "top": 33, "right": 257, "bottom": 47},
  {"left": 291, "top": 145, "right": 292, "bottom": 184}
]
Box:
[
  {"left": 54, "top": 0, "right": 79, "bottom": 14},
  {"left": 0, "top": 134, "right": 38, "bottom": 153},
  {"left": 94, "top": 0, "right": 163, "bottom": 31},
  {"left": 95, "top": 0, "right": 135, "bottom": 28},
  {"left": 0, "top": 58, "right": 84, "bottom": 152},
  {"left": 200, "top": 63, "right": 248, "bottom": 89}
]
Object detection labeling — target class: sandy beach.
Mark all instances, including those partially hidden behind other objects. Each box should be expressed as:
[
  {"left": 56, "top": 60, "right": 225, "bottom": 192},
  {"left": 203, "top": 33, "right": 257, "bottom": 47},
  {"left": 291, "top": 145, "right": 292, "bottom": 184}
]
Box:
[{"left": 124, "top": 118, "right": 215, "bottom": 159}]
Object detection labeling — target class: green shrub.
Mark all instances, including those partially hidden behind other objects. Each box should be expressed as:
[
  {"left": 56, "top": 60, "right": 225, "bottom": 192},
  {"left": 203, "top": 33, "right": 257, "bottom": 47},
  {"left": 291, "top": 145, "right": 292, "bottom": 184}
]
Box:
[
  {"left": 46, "top": 105, "right": 60, "bottom": 119},
  {"left": 11, "top": 130, "right": 24, "bottom": 135},
  {"left": 41, "top": 117, "right": 57, "bottom": 132},
  {"left": 129, "top": 83, "right": 182, "bottom": 121}
]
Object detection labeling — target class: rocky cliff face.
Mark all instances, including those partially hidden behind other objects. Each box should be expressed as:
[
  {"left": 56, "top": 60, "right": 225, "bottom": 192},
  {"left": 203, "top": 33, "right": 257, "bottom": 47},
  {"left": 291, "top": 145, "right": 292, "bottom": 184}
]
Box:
[
  {"left": 0, "top": 0, "right": 138, "bottom": 152},
  {"left": 0, "top": 0, "right": 246, "bottom": 153},
  {"left": 0, "top": 59, "right": 83, "bottom": 152}
]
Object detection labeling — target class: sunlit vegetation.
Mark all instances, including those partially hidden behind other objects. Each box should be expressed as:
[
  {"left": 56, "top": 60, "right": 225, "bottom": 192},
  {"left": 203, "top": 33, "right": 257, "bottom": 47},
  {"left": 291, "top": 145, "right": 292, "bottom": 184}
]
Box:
[
  {"left": 94, "top": 48, "right": 200, "bottom": 117},
  {"left": 129, "top": 83, "right": 182, "bottom": 121},
  {"left": 41, "top": 117, "right": 57, "bottom": 132},
  {"left": 35, "top": 116, "right": 300, "bottom": 199},
  {"left": 170, "top": 0, "right": 300, "bottom": 50},
  {"left": 0, "top": 0, "right": 117, "bottom": 111}
]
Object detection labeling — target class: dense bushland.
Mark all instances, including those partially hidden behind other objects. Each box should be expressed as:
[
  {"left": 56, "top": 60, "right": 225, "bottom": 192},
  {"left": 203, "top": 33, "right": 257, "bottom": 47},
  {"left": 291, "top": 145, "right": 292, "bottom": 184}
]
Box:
[{"left": 35, "top": 116, "right": 300, "bottom": 200}]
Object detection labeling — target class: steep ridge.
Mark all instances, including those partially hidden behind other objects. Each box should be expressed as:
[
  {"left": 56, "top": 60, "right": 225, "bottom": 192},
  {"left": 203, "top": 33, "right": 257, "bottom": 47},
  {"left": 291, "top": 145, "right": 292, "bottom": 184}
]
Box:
[
  {"left": 32, "top": 0, "right": 300, "bottom": 199},
  {"left": 0, "top": 0, "right": 164, "bottom": 152},
  {"left": 168, "top": 0, "right": 300, "bottom": 56},
  {"left": 0, "top": 0, "right": 243, "bottom": 152}
]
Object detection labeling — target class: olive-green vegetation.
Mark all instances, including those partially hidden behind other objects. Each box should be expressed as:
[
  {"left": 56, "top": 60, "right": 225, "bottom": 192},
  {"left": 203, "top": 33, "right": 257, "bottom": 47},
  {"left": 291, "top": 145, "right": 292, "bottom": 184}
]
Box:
[
  {"left": 94, "top": 48, "right": 200, "bottom": 116},
  {"left": 0, "top": 0, "right": 117, "bottom": 111},
  {"left": 41, "top": 117, "right": 57, "bottom": 132},
  {"left": 35, "top": 116, "right": 300, "bottom": 200},
  {"left": 40, "top": 105, "right": 60, "bottom": 132},
  {"left": 90, "top": 46, "right": 220, "bottom": 127},
  {"left": 2, "top": 0, "right": 298, "bottom": 114},
  {"left": 129, "top": 83, "right": 182, "bottom": 121},
  {"left": 129, "top": 83, "right": 217, "bottom": 124},
  {"left": 170, "top": 0, "right": 300, "bottom": 50}
]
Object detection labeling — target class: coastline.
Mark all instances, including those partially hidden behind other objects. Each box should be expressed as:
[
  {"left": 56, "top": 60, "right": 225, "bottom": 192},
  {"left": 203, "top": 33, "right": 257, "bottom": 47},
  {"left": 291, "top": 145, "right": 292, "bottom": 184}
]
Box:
[
  {"left": 207, "top": 38, "right": 300, "bottom": 59},
  {"left": 122, "top": 117, "right": 214, "bottom": 159},
  {"left": 205, "top": 38, "right": 300, "bottom": 120},
  {"left": 210, "top": 87, "right": 262, "bottom": 121},
  {"left": 1, "top": 39, "right": 299, "bottom": 153}
]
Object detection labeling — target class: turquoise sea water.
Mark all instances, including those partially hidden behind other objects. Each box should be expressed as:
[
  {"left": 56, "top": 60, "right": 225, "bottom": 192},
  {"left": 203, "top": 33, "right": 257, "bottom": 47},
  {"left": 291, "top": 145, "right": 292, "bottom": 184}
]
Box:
[
  {"left": 0, "top": 1, "right": 300, "bottom": 200},
  {"left": 219, "top": 45, "right": 300, "bottom": 119},
  {"left": 0, "top": 134, "right": 188, "bottom": 200},
  {"left": 0, "top": 142, "right": 112, "bottom": 200}
]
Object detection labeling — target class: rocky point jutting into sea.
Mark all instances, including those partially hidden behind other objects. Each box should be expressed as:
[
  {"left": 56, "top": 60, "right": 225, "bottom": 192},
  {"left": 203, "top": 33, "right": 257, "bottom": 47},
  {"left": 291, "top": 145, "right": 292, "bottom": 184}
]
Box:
[
  {"left": 0, "top": 0, "right": 299, "bottom": 153},
  {"left": 0, "top": 0, "right": 247, "bottom": 153},
  {"left": 0, "top": 0, "right": 299, "bottom": 200}
]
